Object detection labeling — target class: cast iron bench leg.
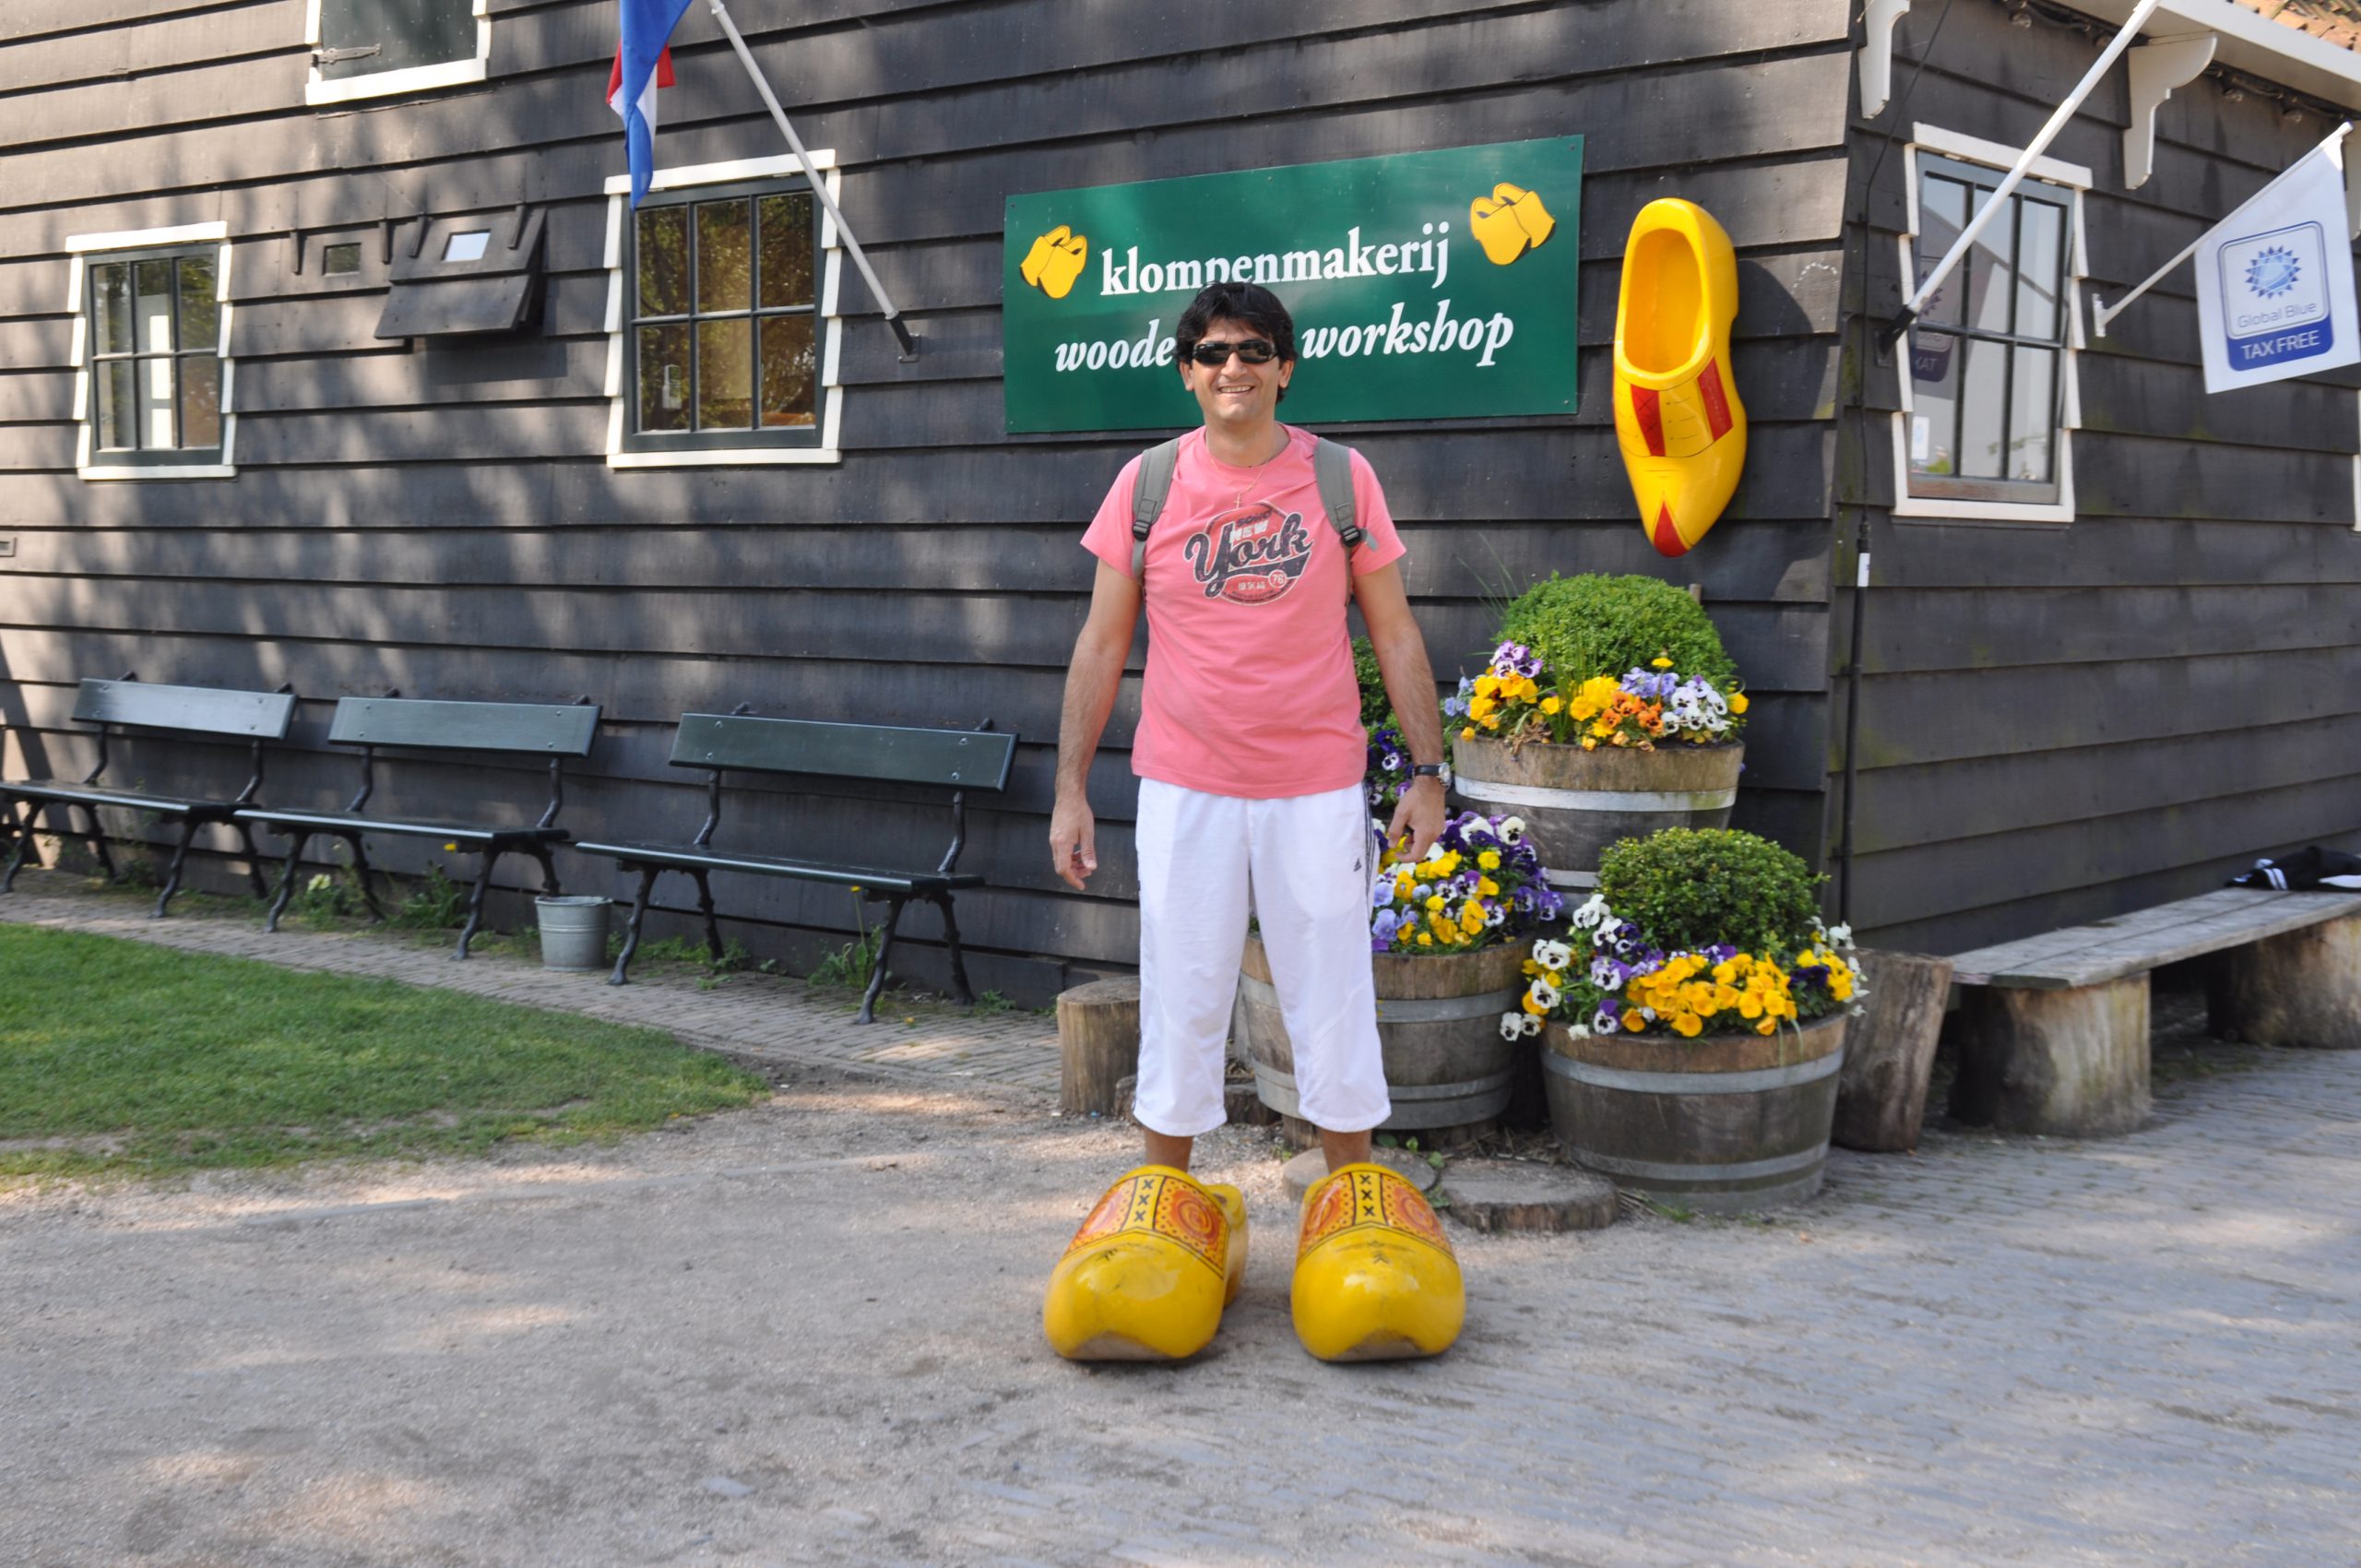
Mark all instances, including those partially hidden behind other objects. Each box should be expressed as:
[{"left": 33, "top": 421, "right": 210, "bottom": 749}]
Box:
[
  {"left": 455, "top": 849, "right": 503, "bottom": 958},
  {"left": 343, "top": 834, "right": 389, "bottom": 923},
  {"left": 234, "top": 822, "right": 272, "bottom": 898},
  {"left": 528, "top": 845, "right": 561, "bottom": 898},
  {"left": 691, "top": 869, "right": 723, "bottom": 962},
  {"left": 78, "top": 802, "right": 119, "bottom": 883},
  {"left": 152, "top": 817, "right": 199, "bottom": 919},
  {"left": 859, "top": 897, "right": 907, "bottom": 1025},
  {"left": 263, "top": 830, "right": 311, "bottom": 932},
  {"left": 609, "top": 864, "right": 659, "bottom": 985},
  {"left": 931, "top": 892, "right": 975, "bottom": 1004},
  {"left": 0, "top": 801, "right": 39, "bottom": 891}
]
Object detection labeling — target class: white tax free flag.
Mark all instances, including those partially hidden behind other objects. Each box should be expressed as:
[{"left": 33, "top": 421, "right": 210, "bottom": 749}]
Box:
[{"left": 2194, "top": 130, "right": 2360, "bottom": 393}]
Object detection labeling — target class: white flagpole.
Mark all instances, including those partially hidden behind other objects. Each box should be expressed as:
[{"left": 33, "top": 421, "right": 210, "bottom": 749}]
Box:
[
  {"left": 705, "top": 0, "right": 918, "bottom": 360},
  {"left": 1881, "top": 0, "right": 2165, "bottom": 348},
  {"left": 2094, "top": 123, "right": 2353, "bottom": 338}
]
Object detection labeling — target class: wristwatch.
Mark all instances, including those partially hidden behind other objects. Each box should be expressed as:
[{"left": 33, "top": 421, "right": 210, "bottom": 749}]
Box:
[{"left": 1410, "top": 762, "right": 1451, "bottom": 786}]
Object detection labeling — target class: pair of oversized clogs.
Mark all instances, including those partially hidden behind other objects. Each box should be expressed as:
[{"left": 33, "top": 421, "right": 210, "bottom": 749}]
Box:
[{"left": 1042, "top": 1162, "right": 1463, "bottom": 1363}]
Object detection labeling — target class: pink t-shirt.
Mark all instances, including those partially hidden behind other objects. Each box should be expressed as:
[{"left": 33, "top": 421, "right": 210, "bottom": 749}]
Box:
[{"left": 1082, "top": 424, "right": 1406, "bottom": 800}]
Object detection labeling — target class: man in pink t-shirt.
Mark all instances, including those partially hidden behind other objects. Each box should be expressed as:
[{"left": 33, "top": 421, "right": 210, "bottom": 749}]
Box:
[{"left": 1050, "top": 281, "right": 1448, "bottom": 1178}]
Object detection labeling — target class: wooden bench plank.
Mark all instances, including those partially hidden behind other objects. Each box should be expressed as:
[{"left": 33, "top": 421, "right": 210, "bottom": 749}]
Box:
[{"left": 1952, "top": 890, "right": 2361, "bottom": 989}]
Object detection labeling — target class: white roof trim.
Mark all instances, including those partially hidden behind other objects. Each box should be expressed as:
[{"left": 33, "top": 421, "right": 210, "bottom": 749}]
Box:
[{"left": 2070, "top": 0, "right": 2361, "bottom": 109}]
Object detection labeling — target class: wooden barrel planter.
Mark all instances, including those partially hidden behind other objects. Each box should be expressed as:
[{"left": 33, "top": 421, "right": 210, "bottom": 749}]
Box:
[
  {"left": 1234, "top": 935, "right": 1528, "bottom": 1148},
  {"left": 1450, "top": 735, "right": 1742, "bottom": 897},
  {"left": 1541, "top": 1012, "right": 1847, "bottom": 1214}
]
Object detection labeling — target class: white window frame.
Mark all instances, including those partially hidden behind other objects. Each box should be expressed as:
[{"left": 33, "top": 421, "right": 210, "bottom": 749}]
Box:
[
  {"left": 1892, "top": 125, "right": 2089, "bottom": 524},
  {"left": 303, "top": 0, "right": 491, "bottom": 108},
  {"left": 602, "top": 152, "right": 847, "bottom": 469},
  {"left": 65, "top": 222, "right": 237, "bottom": 482}
]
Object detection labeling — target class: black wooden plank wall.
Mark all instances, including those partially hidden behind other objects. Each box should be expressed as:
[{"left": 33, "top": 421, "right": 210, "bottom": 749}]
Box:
[
  {"left": 1836, "top": 0, "right": 2361, "bottom": 956},
  {"left": 0, "top": 0, "right": 1854, "bottom": 999}
]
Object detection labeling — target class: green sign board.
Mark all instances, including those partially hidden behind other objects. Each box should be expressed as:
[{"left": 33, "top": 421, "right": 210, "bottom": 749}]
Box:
[{"left": 1003, "top": 137, "right": 1584, "bottom": 434}]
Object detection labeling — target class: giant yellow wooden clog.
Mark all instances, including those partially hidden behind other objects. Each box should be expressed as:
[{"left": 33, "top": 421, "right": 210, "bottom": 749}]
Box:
[
  {"left": 1612, "top": 198, "right": 1747, "bottom": 558},
  {"left": 1290, "top": 1163, "right": 1464, "bottom": 1361},
  {"left": 1043, "top": 1166, "right": 1246, "bottom": 1361}
]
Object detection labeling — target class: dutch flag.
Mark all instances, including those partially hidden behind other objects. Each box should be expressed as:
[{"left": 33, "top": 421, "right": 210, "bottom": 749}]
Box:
[{"left": 609, "top": 0, "right": 696, "bottom": 208}]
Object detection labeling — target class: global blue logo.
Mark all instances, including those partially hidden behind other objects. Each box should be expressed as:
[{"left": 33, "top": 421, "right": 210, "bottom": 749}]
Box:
[{"left": 2245, "top": 244, "right": 2301, "bottom": 300}]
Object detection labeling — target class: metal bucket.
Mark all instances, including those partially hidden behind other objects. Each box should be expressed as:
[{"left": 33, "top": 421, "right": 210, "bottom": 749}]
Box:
[{"left": 536, "top": 895, "right": 611, "bottom": 971}]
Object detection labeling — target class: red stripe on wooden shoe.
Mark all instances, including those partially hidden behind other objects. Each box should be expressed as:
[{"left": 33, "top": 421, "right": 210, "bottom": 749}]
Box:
[
  {"left": 1697, "top": 359, "right": 1733, "bottom": 441},
  {"left": 1652, "top": 503, "right": 1686, "bottom": 557},
  {"left": 1630, "top": 386, "right": 1665, "bottom": 457}
]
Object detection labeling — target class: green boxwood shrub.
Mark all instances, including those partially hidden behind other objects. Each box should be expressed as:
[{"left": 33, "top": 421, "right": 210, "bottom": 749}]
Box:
[
  {"left": 1498, "top": 574, "right": 1737, "bottom": 685},
  {"left": 1596, "top": 828, "right": 1821, "bottom": 957}
]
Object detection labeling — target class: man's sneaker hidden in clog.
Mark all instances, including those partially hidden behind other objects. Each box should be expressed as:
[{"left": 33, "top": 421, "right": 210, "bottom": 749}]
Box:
[
  {"left": 1042, "top": 1166, "right": 1247, "bottom": 1362},
  {"left": 1291, "top": 1162, "right": 1464, "bottom": 1362},
  {"left": 1612, "top": 197, "right": 1748, "bottom": 558}
]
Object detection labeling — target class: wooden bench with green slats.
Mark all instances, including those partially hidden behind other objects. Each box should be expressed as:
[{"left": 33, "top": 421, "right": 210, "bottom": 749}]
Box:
[
  {"left": 2, "top": 675, "right": 299, "bottom": 917},
  {"left": 235, "top": 695, "right": 601, "bottom": 957},
  {"left": 572, "top": 712, "right": 1015, "bottom": 1024}
]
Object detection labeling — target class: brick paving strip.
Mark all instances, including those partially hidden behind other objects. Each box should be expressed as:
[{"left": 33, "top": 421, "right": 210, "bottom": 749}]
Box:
[{"left": 0, "top": 870, "right": 1064, "bottom": 1099}]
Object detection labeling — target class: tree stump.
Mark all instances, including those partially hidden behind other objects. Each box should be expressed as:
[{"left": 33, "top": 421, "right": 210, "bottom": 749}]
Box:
[
  {"left": 1946, "top": 974, "right": 2151, "bottom": 1137},
  {"left": 2209, "top": 913, "right": 2361, "bottom": 1049},
  {"left": 1057, "top": 976, "right": 1141, "bottom": 1116},
  {"left": 1437, "top": 1159, "right": 1618, "bottom": 1233},
  {"left": 1832, "top": 950, "right": 1954, "bottom": 1153}
]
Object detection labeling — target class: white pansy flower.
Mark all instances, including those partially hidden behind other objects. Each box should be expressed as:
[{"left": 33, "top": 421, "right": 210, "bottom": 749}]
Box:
[
  {"left": 1566, "top": 1021, "right": 1591, "bottom": 1039},
  {"left": 1522, "top": 1013, "right": 1546, "bottom": 1038},
  {"left": 1830, "top": 922, "right": 1854, "bottom": 947},
  {"left": 1569, "top": 895, "right": 1610, "bottom": 930},
  {"left": 1500, "top": 1013, "right": 1525, "bottom": 1040},
  {"left": 1532, "top": 939, "right": 1573, "bottom": 969},
  {"left": 1528, "top": 978, "right": 1560, "bottom": 1010},
  {"left": 1498, "top": 816, "right": 1526, "bottom": 845}
]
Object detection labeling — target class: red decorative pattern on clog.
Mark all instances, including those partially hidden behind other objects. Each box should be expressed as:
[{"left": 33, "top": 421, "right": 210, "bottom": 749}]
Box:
[
  {"left": 1652, "top": 504, "right": 1686, "bottom": 558},
  {"left": 1630, "top": 386, "right": 1666, "bottom": 457},
  {"left": 1298, "top": 1168, "right": 1454, "bottom": 1258},
  {"left": 1697, "top": 360, "right": 1733, "bottom": 441},
  {"left": 1062, "top": 1171, "right": 1226, "bottom": 1277}
]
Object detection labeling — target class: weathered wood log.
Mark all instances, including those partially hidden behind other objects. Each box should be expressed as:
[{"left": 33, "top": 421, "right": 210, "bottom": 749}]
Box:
[
  {"left": 1057, "top": 976, "right": 1140, "bottom": 1116},
  {"left": 1831, "top": 949, "right": 1954, "bottom": 1153},
  {"left": 1438, "top": 1159, "right": 1619, "bottom": 1233},
  {"left": 1946, "top": 974, "right": 2151, "bottom": 1137},
  {"left": 2209, "top": 912, "right": 2361, "bottom": 1049}
]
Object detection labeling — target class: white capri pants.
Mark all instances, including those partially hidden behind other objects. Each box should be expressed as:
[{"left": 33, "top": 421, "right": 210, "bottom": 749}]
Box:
[{"left": 1133, "top": 778, "right": 1390, "bottom": 1138}]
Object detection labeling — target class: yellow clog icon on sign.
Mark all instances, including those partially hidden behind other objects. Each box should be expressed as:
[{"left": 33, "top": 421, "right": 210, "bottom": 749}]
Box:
[
  {"left": 1290, "top": 1163, "right": 1464, "bottom": 1361},
  {"left": 1612, "top": 198, "right": 1748, "bottom": 557},
  {"left": 1019, "top": 224, "right": 1088, "bottom": 300},
  {"left": 1469, "top": 182, "right": 1557, "bottom": 266},
  {"left": 1043, "top": 1166, "right": 1246, "bottom": 1361}
]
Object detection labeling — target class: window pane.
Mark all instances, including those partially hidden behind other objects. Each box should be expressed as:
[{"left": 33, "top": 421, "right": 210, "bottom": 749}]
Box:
[
  {"left": 179, "top": 355, "right": 221, "bottom": 449},
  {"left": 1917, "top": 178, "right": 1966, "bottom": 327},
  {"left": 1965, "top": 187, "right": 2012, "bottom": 334},
  {"left": 696, "top": 318, "right": 753, "bottom": 428},
  {"left": 2015, "top": 198, "right": 2065, "bottom": 344},
  {"left": 320, "top": 0, "right": 476, "bottom": 78},
  {"left": 2007, "top": 347, "right": 2055, "bottom": 484},
  {"left": 757, "top": 194, "right": 814, "bottom": 308},
  {"left": 91, "top": 263, "right": 133, "bottom": 354},
  {"left": 1956, "top": 336, "right": 2009, "bottom": 479},
  {"left": 178, "top": 255, "right": 219, "bottom": 351},
  {"left": 94, "top": 361, "right": 136, "bottom": 450},
  {"left": 135, "top": 260, "right": 176, "bottom": 353},
  {"left": 636, "top": 323, "right": 691, "bottom": 432},
  {"left": 759, "top": 315, "right": 816, "bottom": 427},
  {"left": 142, "top": 354, "right": 177, "bottom": 448},
  {"left": 636, "top": 205, "right": 688, "bottom": 317},
  {"left": 695, "top": 200, "right": 752, "bottom": 315},
  {"left": 1907, "top": 330, "right": 1960, "bottom": 479}
]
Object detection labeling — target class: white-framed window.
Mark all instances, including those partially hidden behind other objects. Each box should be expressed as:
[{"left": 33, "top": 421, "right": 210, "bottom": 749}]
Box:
[
  {"left": 602, "top": 154, "right": 846, "bottom": 469},
  {"left": 66, "top": 223, "right": 236, "bottom": 482},
  {"left": 1893, "top": 125, "right": 2088, "bottom": 523},
  {"left": 304, "top": 0, "right": 490, "bottom": 108}
]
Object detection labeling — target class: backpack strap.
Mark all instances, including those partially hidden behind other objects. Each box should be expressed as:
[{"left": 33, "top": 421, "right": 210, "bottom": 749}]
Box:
[
  {"left": 1311, "top": 436, "right": 1366, "bottom": 557},
  {"left": 1128, "top": 436, "right": 1187, "bottom": 578}
]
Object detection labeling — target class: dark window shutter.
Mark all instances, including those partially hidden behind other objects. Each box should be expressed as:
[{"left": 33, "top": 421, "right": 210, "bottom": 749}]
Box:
[{"left": 319, "top": 0, "right": 476, "bottom": 80}]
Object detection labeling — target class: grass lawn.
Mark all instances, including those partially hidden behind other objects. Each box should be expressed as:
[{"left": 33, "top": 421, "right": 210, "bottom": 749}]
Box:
[{"left": 0, "top": 924, "right": 769, "bottom": 1182}]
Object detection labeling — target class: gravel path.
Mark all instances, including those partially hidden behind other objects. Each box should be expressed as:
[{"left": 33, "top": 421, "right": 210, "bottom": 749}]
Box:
[{"left": 2, "top": 876, "right": 2356, "bottom": 1566}]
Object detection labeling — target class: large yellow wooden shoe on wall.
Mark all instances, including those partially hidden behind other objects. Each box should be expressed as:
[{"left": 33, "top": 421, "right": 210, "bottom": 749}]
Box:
[
  {"left": 1043, "top": 1166, "right": 1247, "bottom": 1361},
  {"left": 1290, "top": 1163, "right": 1464, "bottom": 1362},
  {"left": 1612, "top": 198, "right": 1747, "bottom": 558}
]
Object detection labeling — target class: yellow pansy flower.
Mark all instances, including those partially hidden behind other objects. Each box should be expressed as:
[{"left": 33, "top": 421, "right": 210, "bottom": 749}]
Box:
[{"left": 1729, "top": 692, "right": 1750, "bottom": 715}]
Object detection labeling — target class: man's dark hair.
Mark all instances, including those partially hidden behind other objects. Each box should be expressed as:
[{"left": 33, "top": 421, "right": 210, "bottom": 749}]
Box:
[{"left": 1175, "top": 281, "right": 1296, "bottom": 402}]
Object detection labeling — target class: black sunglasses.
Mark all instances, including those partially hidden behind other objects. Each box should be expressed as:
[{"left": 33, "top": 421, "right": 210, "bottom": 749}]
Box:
[{"left": 1186, "top": 338, "right": 1278, "bottom": 366}]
